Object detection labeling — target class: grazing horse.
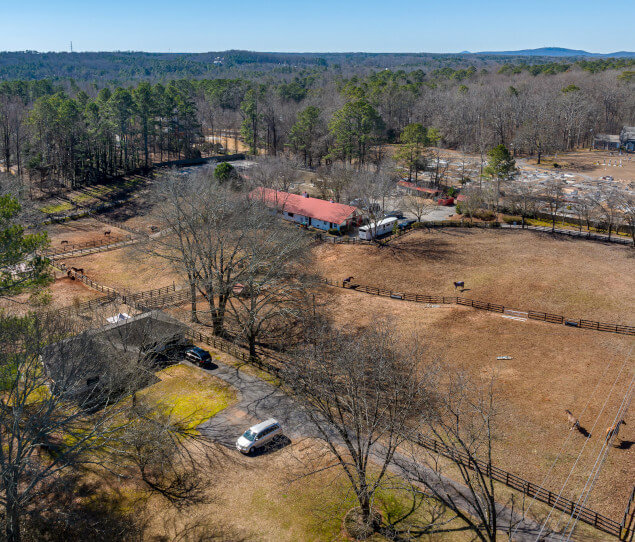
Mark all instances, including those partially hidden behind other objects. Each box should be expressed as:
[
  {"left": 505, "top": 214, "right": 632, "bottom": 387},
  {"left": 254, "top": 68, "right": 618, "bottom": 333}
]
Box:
[
  {"left": 453, "top": 281, "right": 465, "bottom": 290},
  {"left": 343, "top": 276, "right": 354, "bottom": 284},
  {"left": 60, "top": 240, "right": 68, "bottom": 245},
  {"left": 565, "top": 409, "right": 580, "bottom": 430},
  {"left": 104, "top": 230, "right": 111, "bottom": 236},
  {"left": 605, "top": 420, "right": 626, "bottom": 445}
]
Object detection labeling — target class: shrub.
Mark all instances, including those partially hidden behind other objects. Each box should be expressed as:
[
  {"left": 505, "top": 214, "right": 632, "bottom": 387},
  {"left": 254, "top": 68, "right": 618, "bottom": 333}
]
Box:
[
  {"left": 553, "top": 162, "right": 560, "bottom": 168},
  {"left": 473, "top": 209, "right": 496, "bottom": 221},
  {"left": 455, "top": 203, "right": 463, "bottom": 215},
  {"left": 214, "top": 162, "right": 236, "bottom": 183},
  {"left": 503, "top": 215, "right": 522, "bottom": 224},
  {"left": 327, "top": 228, "right": 341, "bottom": 236}
]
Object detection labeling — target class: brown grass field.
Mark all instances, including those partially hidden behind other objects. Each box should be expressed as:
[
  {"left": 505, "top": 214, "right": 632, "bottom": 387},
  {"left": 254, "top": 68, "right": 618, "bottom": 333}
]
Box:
[
  {"left": 319, "top": 287, "right": 633, "bottom": 520},
  {"left": 37, "top": 217, "right": 130, "bottom": 247},
  {"left": 20, "top": 214, "right": 633, "bottom": 535},
  {"left": 314, "top": 228, "right": 635, "bottom": 324},
  {"left": 64, "top": 244, "right": 181, "bottom": 292}
]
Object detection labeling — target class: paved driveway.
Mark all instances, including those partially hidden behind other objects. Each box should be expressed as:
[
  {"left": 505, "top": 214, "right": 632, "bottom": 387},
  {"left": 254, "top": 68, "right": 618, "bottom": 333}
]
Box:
[{"left": 194, "top": 359, "right": 562, "bottom": 541}]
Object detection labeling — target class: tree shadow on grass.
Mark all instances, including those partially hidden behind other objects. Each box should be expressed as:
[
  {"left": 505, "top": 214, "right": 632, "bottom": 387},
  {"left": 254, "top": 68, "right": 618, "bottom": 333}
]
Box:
[
  {"left": 384, "top": 235, "right": 456, "bottom": 264},
  {"left": 22, "top": 473, "right": 145, "bottom": 542}
]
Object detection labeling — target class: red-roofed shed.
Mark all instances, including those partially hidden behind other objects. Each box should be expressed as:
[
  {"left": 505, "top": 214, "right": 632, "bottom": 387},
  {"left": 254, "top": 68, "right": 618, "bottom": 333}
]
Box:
[{"left": 397, "top": 181, "right": 440, "bottom": 196}]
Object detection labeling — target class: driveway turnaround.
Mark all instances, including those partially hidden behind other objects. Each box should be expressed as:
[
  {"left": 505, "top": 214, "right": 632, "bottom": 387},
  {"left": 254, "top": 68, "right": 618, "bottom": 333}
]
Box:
[{"left": 196, "top": 359, "right": 563, "bottom": 541}]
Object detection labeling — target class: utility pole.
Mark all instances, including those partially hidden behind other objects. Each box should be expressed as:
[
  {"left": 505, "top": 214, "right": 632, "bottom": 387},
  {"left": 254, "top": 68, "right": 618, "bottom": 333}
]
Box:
[{"left": 70, "top": 41, "right": 73, "bottom": 53}]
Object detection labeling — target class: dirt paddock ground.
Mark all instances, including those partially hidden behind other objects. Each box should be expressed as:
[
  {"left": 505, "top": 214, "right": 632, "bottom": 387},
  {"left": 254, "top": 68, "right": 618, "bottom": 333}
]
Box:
[
  {"left": 0, "top": 275, "right": 105, "bottom": 316},
  {"left": 314, "top": 228, "right": 635, "bottom": 324},
  {"left": 318, "top": 267, "right": 633, "bottom": 520},
  {"left": 37, "top": 217, "right": 131, "bottom": 247}
]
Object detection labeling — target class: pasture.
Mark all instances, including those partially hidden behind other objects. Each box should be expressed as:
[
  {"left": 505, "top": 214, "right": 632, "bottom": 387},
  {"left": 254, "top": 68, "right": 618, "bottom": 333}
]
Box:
[
  {"left": 315, "top": 231, "right": 634, "bottom": 520},
  {"left": 19, "top": 210, "right": 632, "bottom": 534},
  {"left": 314, "top": 228, "right": 635, "bottom": 323}
]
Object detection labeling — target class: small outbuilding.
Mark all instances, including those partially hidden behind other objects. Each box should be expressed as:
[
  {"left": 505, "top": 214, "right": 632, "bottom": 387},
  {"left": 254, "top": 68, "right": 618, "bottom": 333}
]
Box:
[
  {"left": 593, "top": 134, "right": 620, "bottom": 151},
  {"left": 621, "top": 127, "right": 635, "bottom": 153}
]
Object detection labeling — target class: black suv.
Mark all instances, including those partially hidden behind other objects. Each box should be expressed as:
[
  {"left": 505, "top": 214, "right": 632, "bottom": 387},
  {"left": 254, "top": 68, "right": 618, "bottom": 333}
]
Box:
[{"left": 185, "top": 347, "right": 213, "bottom": 367}]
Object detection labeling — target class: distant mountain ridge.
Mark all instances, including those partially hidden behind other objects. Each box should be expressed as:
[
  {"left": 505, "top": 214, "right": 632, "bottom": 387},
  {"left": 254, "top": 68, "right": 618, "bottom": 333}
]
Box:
[{"left": 470, "top": 47, "right": 635, "bottom": 58}]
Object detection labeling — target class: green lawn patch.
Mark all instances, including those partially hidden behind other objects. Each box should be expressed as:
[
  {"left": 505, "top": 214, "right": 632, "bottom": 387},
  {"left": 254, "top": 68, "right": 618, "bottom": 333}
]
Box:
[
  {"left": 139, "top": 363, "right": 235, "bottom": 430},
  {"left": 40, "top": 201, "right": 74, "bottom": 214}
]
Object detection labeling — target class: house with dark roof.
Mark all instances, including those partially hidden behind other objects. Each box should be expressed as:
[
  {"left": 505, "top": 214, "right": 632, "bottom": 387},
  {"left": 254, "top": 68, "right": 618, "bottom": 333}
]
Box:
[
  {"left": 42, "top": 311, "right": 187, "bottom": 403},
  {"left": 593, "top": 134, "right": 621, "bottom": 151},
  {"left": 621, "top": 127, "right": 635, "bottom": 153},
  {"left": 251, "top": 187, "right": 361, "bottom": 231}
]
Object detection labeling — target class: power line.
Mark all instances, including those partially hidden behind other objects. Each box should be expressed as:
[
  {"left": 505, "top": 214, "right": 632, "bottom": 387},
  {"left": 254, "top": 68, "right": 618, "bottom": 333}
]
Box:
[
  {"left": 511, "top": 348, "right": 620, "bottom": 539},
  {"left": 562, "top": 374, "right": 634, "bottom": 541},
  {"left": 533, "top": 347, "right": 633, "bottom": 540}
]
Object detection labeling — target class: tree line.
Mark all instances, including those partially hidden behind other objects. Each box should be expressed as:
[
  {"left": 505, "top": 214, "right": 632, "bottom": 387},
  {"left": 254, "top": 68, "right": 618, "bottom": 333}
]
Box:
[{"left": 0, "top": 61, "right": 633, "bottom": 193}]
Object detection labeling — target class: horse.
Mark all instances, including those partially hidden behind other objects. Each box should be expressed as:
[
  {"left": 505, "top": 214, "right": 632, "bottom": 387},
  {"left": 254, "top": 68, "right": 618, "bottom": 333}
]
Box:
[
  {"left": 104, "top": 230, "right": 111, "bottom": 236},
  {"left": 60, "top": 240, "right": 68, "bottom": 245},
  {"left": 453, "top": 281, "right": 465, "bottom": 290},
  {"left": 605, "top": 420, "right": 626, "bottom": 445},
  {"left": 565, "top": 409, "right": 580, "bottom": 430}
]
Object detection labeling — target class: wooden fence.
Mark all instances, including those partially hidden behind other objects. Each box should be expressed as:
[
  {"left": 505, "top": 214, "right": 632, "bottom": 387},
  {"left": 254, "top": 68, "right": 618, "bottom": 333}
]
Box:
[
  {"left": 43, "top": 234, "right": 133, "bottom": 258},
  {"left": 45, "top": 293, "right": 119, "bottom": 319},
  {"left": 54, "top": 267, "right": 631, "bottom": 539},
  {"left": 324, "top": 278, "right": 635, "bottom": 337},
  {"left": 183, "top": 321, "right": 631, "bottom": 539},
  {"left": 413, "top": 432, "right": 630, "bottom": 539}
]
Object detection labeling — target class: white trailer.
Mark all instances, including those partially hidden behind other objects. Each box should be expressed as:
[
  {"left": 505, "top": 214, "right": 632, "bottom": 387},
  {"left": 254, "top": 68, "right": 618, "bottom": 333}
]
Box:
[{"left": 358, "top": 217, "right": 398, "bottom": 240}]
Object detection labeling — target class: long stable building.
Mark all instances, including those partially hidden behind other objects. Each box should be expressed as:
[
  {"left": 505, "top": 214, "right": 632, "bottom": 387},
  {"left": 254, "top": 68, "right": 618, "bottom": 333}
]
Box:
[{"left": 251, "top": 187, "right": 361, "bottom": 231}]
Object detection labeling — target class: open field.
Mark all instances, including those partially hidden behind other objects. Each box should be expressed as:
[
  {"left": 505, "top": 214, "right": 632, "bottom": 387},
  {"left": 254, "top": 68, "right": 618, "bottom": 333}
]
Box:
[
  {"left": 64, "top": 244, "right": 181, "bottom": 292},
  {"left": 319, "top": 285, "right": 633, "bottom": 520},
  {"left": 38, "top": 217, "right": 130, "bottom": 247},
  {"left": 314, "top": 228, "right": 635, "bottom": 324},
  {"left": 522, "top": 149, "right": 635, "bottom": 184}
]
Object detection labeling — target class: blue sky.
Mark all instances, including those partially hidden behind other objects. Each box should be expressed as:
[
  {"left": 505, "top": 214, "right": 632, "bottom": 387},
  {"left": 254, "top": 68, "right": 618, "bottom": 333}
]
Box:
[{"left": 2, "top": 0, "right": 633, "bottom": 53}]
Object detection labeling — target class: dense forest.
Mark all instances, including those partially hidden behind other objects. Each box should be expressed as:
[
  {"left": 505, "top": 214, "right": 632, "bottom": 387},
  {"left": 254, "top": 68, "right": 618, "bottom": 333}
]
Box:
[{"left": 0, "top": 51, "right": 633, "bottom": 191}]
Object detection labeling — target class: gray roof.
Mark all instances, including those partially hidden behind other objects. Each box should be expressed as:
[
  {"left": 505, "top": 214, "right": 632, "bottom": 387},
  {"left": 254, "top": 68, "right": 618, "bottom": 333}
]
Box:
[
  {"left": 594, "top": 134, "right": 620, "bottom": 143},
  {"left": 621, "top": 126, "right": 635, "bottom": 141},
  {"left": 42, "top": 311, "right": 186, "bottom": 401}
]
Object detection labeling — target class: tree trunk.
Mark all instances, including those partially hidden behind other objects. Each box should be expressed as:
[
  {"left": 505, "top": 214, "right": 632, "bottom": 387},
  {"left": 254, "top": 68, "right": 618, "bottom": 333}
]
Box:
[
  {"left": 5, "top": 478, "right": 21, "bottom": 542},
  {"left": 189, "top": 281, "right": 198, "bottom": 323},
  {"left": 248, "top": 334, "right": 257, "bottom": 359}
]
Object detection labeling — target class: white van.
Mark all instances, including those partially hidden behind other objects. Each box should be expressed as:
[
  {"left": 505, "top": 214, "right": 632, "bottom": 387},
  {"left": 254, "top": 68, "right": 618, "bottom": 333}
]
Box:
[
  {"left": 358, "top": 217, "right": 398, "bottom": 240},
  {"left": 236, "top": 419, "right": 282, "bottom": 454}
]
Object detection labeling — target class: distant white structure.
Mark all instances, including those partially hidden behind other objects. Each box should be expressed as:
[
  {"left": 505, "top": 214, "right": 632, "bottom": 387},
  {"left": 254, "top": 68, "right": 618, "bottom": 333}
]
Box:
[
  {"left": 358, "top": 217, "right": 398, "bottom": 240},
  {"left": 106, "top": 313, "right": 130, "bottom": 324}
]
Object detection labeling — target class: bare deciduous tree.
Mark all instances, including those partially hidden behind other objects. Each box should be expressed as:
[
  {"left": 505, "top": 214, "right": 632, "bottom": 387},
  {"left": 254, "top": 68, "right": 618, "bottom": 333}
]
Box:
[
  {"left": 227, "top": 200, "right": 315, "bottom": 357},
  {"left": 541, "top": 179, "right": 567, "bottom": 233},
  {"left": 282, "top": 322, "right": 436, "bottom": 536},
  {"left": 0, "top": 312, "right": 149, "bottom": 542},
  {"left": 401, "top": 192, "right": 436, "bottom": 223},
  {"left": 398, "top": 373, "right": 505, "bottom": 542}
]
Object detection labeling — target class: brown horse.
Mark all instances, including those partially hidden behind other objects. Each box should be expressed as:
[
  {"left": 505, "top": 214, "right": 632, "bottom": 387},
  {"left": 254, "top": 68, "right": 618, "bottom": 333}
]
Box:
[
  {"left": 565, "top": 409, "right": 580, "bottom": 430},
  {"left": 605, "top": 420, "right": 626, "bottom": 445}
]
